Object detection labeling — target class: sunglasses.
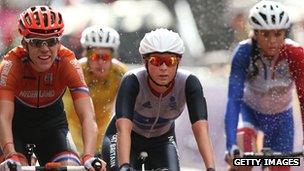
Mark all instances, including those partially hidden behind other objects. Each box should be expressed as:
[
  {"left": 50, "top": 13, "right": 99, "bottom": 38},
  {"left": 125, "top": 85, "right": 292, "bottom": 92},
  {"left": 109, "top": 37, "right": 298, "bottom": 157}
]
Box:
[
  {"left": 89, "top": 52, "right": 112, "bottom": 61},
  {"left": 147, "top": 56, "right": 179, "bottom": 67},
  {"left": 24, "top": 37, "right": 60, "bottom": 48}
]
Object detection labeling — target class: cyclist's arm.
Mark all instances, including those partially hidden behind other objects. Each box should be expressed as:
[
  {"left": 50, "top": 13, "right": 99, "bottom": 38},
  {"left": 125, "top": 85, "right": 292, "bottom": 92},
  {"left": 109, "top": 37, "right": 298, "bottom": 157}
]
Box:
[
  {"left": 185, "top": 75, "right": 214, "bottom": 169},
  {"left": 192, "top": 120, "right": 214, "bottom": 169},
  {"left": 116, "top": 118, "right": 133, "bottom": 165},
  {"left": 287, "top": 45, "right": 304, "bottom": 137},
  {"left": 0, "top": 98, "right": 15, "bottom": 156},
  {"left": 73, "top": 97, "right": 97, "bottom": 155},
  {"left": 115, "top": 73, "right": 139, "bottom": 166},
  {"left": 225, "top": 43, "right": 251, "bottom": 151},
  {"left": 0, "top": 58, "right": 18, "bottom": 157}
]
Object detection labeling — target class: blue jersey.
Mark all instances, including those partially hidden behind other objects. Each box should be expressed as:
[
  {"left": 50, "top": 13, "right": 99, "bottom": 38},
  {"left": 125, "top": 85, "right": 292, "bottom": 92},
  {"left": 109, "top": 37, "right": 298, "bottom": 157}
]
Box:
[{"left": 225, "top": 39, "right": 299, "bottom": 150}]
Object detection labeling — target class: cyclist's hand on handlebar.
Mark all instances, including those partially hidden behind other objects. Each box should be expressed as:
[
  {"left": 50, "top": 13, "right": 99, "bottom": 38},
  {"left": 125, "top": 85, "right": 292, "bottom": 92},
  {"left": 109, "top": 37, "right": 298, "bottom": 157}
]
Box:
[
  {"left": 225, "top": 145, "right": 242, "bottom": 166},
  {"left": 81, "top": 154, "right": 106, "bottom": 171},
  {"left": 119, "top": 163, "right": 136, "bottom": 171},
  {"left": 0, "top": 153, "right": 22, "bottom": 171}
]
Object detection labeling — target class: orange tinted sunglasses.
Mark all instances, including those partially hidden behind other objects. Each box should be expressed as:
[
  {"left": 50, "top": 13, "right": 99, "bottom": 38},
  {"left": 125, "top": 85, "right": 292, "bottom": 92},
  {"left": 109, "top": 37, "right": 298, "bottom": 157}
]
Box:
[
  {"left": 147, "top": 56, "right": 179, "bottom": 67},
  {"left": 89, "top": 52, "right": 112, "bottom": 61}
]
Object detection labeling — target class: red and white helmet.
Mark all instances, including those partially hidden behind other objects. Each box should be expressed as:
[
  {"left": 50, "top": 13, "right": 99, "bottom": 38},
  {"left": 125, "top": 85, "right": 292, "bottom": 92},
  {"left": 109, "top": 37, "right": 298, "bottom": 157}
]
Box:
[
  {"left": 18, "top": 6, "right": 64, "bottom": 37},
  {"left": 139, "top": 28, "right": 185, "bottom": 56},
  {"left": 80, "top": 26, "right": 120, "bottom": 50},
  {"left": 248, "top": 0, "right": 290, "bottom": 30}
]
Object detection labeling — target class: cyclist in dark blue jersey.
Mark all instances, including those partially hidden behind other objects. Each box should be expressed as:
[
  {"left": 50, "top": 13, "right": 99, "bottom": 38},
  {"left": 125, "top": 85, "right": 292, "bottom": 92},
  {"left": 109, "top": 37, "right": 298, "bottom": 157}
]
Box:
[{"left": 101, "top": 28, "right": 215, "bottom": 171}]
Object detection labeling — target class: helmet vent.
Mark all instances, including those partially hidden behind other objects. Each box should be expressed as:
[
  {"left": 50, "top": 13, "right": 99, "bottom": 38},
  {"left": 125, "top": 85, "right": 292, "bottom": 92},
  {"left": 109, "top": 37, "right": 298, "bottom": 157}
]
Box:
[
  {"left": 19, "top": 20, "right": 24, "bottom": 29},
  {"left": 41, "top": 6, "right": 47, "bottom": 11},
  {"left": 33, "top": 12, "right": 40, "bottom": 26},
  {"left": 106, "top": 32, "right": 110, "bottom": 43},
  {"left": 279, "top": 12, "right": 284, "bottom": 22},
  {"left": 271, "top": 15, "right": 276, "bottom": 24},
  {"left": 251, "top": 17, "right": 262, "bottom": 26},
  {"left": 91, "top": 31, "right": 96, "bottom": 42},
  {"left": 50, "top": 12, "right": 55, "bottom": 26},
  {"left": 58, "top": 13, "right": 63, "bottom": 24},
  {"left": 30, "top": 7, "right": 36, "bottom": 11},
  {"left": 43, "top": 13, "right": 48, "bottom": 27},
  {"left": 113, "top": 37, "right": 116, "bottom": 44},
  {"left": 270, "top": 5, "right": 273, "bottom": 10},
  {"left": 259, "top": 12, "right": 267, "bottom": 24},
  {"left": 99, "top": 34, "right": 102, "bottom": 42},
  {"left": 25, "top": 14, "right": 31, "bottom": 25}
]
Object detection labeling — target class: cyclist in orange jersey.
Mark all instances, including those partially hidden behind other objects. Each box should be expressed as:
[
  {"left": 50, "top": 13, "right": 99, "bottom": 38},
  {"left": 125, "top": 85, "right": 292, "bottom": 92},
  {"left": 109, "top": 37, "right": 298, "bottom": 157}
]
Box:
[
  {"left": 0, "top": 5, "right": 106, "bottom": 171},
  {"left": 63, "top": 25, "right": 127, "bottom": 154}
]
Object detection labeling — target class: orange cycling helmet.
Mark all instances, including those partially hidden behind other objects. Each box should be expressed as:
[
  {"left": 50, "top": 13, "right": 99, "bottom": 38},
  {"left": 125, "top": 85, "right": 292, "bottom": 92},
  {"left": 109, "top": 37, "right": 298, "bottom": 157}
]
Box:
[{"left": 18, "top": 5, "right": 64, "bottom": 37}]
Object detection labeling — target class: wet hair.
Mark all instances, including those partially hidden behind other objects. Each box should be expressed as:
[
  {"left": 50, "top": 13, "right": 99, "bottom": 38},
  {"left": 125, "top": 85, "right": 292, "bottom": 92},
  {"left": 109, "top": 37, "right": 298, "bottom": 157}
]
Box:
[{"left": 247, "top": 38, "right": 262, "bottom": 79}]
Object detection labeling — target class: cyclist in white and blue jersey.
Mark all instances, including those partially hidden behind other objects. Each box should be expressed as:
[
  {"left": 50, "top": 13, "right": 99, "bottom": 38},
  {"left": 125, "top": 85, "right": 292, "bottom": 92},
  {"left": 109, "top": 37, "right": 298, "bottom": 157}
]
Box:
[{"left": 225, "top": 1, "right": 304, "bottom": 171}]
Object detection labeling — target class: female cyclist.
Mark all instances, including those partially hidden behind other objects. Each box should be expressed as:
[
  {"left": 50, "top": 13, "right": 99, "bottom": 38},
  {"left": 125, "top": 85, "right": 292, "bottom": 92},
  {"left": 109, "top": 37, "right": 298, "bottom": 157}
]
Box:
[
  {"left": 225, "top": 1, "right": 304, "bottom": 171},
  {"left": 102, "top": 28, "right": 216, "bottom": 171}
]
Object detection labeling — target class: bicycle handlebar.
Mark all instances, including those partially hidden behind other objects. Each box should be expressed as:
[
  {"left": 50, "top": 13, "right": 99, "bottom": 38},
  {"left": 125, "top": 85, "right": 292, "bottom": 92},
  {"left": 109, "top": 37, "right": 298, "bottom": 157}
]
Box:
[
  {"left": 8, "top": 158, "right": 103, "bottom": 171},
  {"left": 20, "top": 166, "right": 87, "bottom": 171},
  {"left": 242, "top": 151, "right": 303, "bottom": 158}
]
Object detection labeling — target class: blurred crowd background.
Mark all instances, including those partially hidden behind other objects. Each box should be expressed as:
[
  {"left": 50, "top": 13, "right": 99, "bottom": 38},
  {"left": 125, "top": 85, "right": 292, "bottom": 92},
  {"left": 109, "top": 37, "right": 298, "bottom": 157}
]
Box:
[
  {"left": 1, "top": 0, "right": 303, "bottom": 66},
  {"left": 2, "top": 0, "right": 304, "bottom": 170}
]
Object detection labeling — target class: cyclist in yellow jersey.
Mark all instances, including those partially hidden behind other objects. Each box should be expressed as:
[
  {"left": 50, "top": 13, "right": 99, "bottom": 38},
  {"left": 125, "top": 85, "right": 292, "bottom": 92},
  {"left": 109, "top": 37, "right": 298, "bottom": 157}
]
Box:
[{"left": 63, "top": 26, "right": 128, "bottom": 154}]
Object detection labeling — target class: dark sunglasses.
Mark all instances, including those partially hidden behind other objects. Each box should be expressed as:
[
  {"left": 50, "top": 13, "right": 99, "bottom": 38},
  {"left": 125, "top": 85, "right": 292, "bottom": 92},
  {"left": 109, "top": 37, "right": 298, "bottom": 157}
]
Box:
[
  {"left": 89, "top": 52, "right": 112, "bottom": 61},
  {"left": 24, "top": 37, "right": 60, "bottom": 47},
  {"left": 147, "top": 56, "right": 179, "bottom": 67}
]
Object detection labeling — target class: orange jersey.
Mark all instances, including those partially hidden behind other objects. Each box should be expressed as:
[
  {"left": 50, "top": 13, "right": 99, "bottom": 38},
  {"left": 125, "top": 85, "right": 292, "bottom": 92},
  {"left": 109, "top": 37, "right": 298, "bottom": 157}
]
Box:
[{"left": 0, "top": 45, "right": 89, "bottom": 128}]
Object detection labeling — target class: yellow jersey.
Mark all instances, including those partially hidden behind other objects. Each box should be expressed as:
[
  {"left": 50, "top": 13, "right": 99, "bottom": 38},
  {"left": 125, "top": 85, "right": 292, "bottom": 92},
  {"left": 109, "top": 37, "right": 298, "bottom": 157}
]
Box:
[{"left": 63, "top": 57, "right": 128, "bottom": 154}]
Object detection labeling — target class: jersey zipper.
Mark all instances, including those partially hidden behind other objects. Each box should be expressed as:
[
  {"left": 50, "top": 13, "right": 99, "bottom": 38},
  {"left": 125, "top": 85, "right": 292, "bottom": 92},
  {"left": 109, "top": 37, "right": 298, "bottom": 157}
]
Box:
[
  {"left": 148, "top": 93, "right": 163, "bottom": 137},
  {"left": 37, "top": 75, "right": 40, "bottom": 107}
]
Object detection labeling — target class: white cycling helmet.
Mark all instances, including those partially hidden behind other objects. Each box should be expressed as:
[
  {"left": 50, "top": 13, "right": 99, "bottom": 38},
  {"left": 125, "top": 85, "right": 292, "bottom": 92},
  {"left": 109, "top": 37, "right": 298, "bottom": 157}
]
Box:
[
  {"left": 248, "top": 0, "right": 290, "bottom": 30},
  {"left": 139, "top": 28, "right": 185, "bottom": 56},
  {"left": 80, "top": 26, "right": 120, "bottom": 50}
]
